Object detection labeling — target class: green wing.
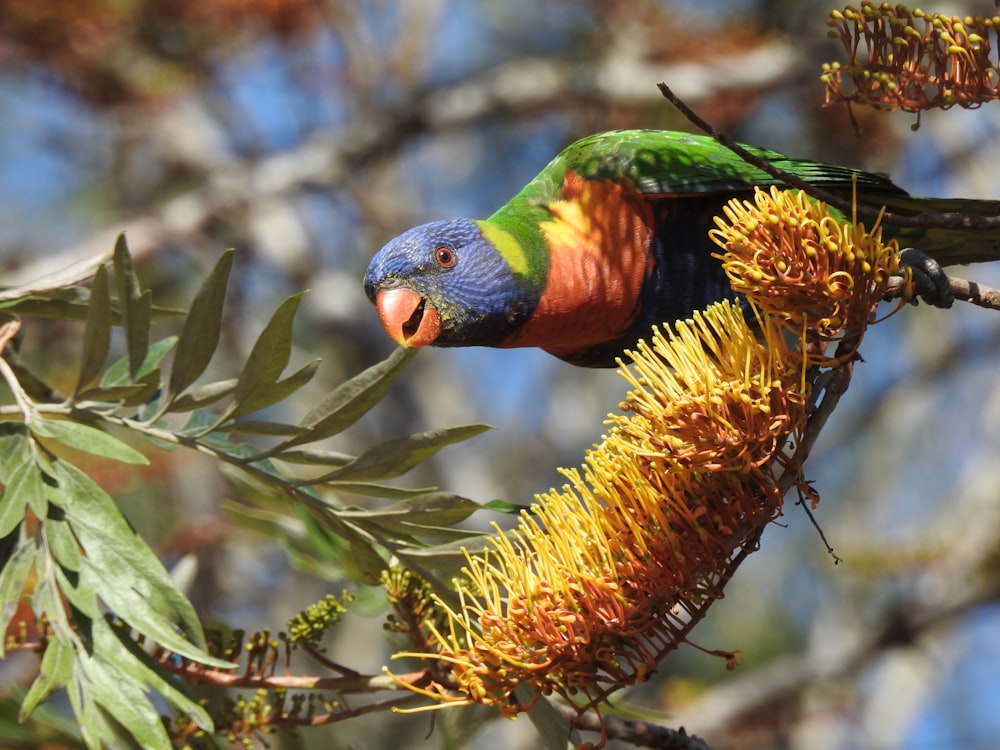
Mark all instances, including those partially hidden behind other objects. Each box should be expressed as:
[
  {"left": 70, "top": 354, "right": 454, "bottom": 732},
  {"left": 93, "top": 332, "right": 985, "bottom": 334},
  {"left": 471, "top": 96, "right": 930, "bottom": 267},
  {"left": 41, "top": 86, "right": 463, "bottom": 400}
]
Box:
[
  {"left": 492, "top": 129, "right": 1000, "bottom": 268},
  {"left": 519, "top": 129, "right": 907, "bottom": 201}
]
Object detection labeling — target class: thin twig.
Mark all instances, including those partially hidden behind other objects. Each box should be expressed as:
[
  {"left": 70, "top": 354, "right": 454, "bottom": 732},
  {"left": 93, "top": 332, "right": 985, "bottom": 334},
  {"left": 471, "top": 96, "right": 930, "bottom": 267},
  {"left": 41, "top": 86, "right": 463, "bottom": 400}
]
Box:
[
  {"left": 671, "top": 582, "right": 1000, "bottom": 738},
  {"left": 258, "top": 693, "right": 429, "bottom": 729},
  {"left": 0, "top": 320, "right": 38, "bottom": 424},
  {"left": 567, "top": 709, "right": 711, "bottom": 750},
  {"left": 168, "top": 657, "right": 427, "bottom": 693},
  {"left": 301, "top": 642, "right": 361, "bottom": 677},
  {"left": 884, "top": 273, "right": 1000, "bottom": 310},
  {"left": 657, "top": 82, "right": 1000, "bottom": 231},
  {"left": 794, "top": 483, "right": 842, "bottom": 565}
]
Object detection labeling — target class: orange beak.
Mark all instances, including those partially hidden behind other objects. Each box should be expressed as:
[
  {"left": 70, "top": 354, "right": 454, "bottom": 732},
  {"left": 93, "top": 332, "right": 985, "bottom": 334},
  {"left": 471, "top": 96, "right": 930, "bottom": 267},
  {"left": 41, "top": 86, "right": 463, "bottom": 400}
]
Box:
[{"left": 374, "top": 287, "right": 442, "bottom": 347}]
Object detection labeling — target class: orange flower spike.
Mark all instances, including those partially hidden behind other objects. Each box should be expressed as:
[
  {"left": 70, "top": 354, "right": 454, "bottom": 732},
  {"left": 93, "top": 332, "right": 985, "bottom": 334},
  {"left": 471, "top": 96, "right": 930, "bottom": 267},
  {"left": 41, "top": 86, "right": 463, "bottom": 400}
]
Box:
[
  {"left": 711, "top": 186, "right": 900, "bottom": 347},
  {"left": 823, "top": 2, "right": 1000, "bottom": 113},
  {"left": 388, "top": 290, "right": 821, "bottom": 712},
  {"left": 562, "top": 470, "right": 618, "bottom": 557}
]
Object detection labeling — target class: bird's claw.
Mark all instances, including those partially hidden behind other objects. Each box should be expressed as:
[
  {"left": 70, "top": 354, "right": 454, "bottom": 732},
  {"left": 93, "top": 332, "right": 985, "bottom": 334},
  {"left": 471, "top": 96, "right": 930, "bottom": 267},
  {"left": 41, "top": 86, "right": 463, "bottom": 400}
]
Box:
[{"left": 897, "top": 247, "right": 954, "bottom": 309}]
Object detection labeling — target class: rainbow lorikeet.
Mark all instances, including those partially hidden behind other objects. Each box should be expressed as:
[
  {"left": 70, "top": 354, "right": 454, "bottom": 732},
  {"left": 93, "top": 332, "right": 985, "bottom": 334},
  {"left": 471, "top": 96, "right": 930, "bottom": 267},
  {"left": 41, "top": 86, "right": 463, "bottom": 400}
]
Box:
[{"left": 364, "top": 130, "right": 999, "bottom": 367}]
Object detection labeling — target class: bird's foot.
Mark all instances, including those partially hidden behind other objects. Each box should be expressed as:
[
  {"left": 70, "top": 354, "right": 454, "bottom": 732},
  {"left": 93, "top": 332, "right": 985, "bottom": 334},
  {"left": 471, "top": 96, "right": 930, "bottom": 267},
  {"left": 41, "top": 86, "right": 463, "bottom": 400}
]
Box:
[{"left": 896, "top": 247, "right": 954, "bottom": 309}]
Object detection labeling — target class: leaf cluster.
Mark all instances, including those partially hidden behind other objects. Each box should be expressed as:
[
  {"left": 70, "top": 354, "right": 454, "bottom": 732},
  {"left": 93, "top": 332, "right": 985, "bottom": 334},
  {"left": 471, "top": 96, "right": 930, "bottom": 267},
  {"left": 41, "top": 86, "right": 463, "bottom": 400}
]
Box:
[{"left": 0, "top": 236, "right": 495, "bottom": 748}]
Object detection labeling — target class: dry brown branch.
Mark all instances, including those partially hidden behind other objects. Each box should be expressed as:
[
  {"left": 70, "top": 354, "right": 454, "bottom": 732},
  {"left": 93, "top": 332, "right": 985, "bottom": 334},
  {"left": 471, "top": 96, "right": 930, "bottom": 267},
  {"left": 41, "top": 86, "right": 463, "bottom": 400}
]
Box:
[
  {"left": 567, "top": 710, "right": 711, "bottom": 750},
  {"left": 657, "top": 81, "right": 1000, "bottom": 232},
  {"left": 822, "top": 3, "right": 1000, "bottom": 116},
  {"left": 884, "top": 272, "right": 1000, "bottom": 310},
  {"left": 671, "top": 577, "right": 1000, "bottom": 740}
]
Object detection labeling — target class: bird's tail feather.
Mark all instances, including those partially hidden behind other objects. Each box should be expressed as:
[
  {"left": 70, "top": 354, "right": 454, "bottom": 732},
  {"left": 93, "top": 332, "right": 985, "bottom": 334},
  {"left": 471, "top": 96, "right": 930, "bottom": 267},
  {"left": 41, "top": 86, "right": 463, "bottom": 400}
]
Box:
[{"left": 873, "top": 194, "right": 1000, "bottom": 267}]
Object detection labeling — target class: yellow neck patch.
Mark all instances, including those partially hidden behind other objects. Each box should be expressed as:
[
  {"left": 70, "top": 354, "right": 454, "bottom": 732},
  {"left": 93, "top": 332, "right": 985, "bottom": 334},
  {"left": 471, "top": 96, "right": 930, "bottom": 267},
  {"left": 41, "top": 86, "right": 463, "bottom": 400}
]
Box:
[
  {"left": 501, "top": 172, "right": 656, "bottom": 353},
  {"left": 475, "top": 220, "right": 530, "bottom": 277},
  {"left": 539, "top": 193, "right": 593, "bottom": 250}
]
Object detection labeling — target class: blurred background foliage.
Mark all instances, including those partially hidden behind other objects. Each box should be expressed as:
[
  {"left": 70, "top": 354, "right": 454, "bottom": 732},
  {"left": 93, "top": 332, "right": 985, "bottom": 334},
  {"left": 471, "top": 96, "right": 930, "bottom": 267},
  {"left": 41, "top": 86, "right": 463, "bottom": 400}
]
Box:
[{"left": 1, "top": 0, "right": 999, "bottom": 748}]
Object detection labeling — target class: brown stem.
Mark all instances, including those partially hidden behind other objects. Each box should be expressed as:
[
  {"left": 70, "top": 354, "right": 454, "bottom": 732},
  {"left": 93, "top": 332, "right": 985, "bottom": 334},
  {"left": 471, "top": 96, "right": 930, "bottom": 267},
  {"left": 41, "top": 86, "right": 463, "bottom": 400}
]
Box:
[
  {"left": 257, "top": 694, "right": 428, "bottom": 729},
  {"left": 883, "top": 274, "right": 1000, "bottom": 311},
  {"left": 657, "top": 82, "right": 1000, "bottom": 231},
  {"left": 166, "top": 657, "right": 430, "bottom": 693},
  {"left": 301, "top": 642, "right": 361, "bottom": 677},
  {"left": 567, "top": 708, "right": 711, "bottom": 750}
]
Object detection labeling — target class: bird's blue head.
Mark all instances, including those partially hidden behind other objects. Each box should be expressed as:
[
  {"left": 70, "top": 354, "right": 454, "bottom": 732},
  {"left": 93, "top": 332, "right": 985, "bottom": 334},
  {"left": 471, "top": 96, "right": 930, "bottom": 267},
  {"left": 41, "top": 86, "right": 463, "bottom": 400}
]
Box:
[{"left": 364, "top": 218, "right": 538, "bottom": 349}]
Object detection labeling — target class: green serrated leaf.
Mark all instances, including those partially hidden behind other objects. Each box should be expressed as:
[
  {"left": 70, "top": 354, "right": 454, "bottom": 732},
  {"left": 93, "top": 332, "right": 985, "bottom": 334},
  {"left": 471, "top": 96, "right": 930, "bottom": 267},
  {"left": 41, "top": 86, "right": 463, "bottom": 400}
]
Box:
[
  {"left": 231, "top": 292, "right": 304, "bottom": 403},
  {"left": 73, "top": 383, "right": 158, "bottom": 405},
  {"left": 0, "top": 422, "right": 29, "bottom": 482},
  {"left": 226, "top": 420, "right": 306, "bottom": 437},
  {"left": 324, "top": 481, "right": 438, "bottom": 499},
  {"left": 482, "top": 498, "right": 531, "bottom": 514},
  {"left": 167, "top": 378, "right": 237, "bottom": 412},
  {"left": 74, "top": 264, "right": 112, "bottom": 396},
  {"left": 52, "top": 460, "right": 216, "bottom": 655},
  {"left": 32, "top": 420, "right": 148, "bottom": 466},
  {"left": 288, "top": 346, "right": 417, "bottom": 446},
  {"left": 69, "top": 676, "right": 116, "bottom": 750},
  {"left": 272, "top": 448, "right": 355, "bottom": 466},
  {"left": 4, "top": 456, "right": 47, "bottom": 520},
  {"left": 394, "top": 534, "right": 495, "bottom": 561},
  {"left": 342, "top": 491, "right": 481, "bottom": 529},
  {"left": 0, "top": 297, "right": 93, "bottom": 321},
  {"left": 100, "top": 617, "right": 214, "bottom": 733},
  {"left": 78, "top": 558, "right": 230, "bottom": 666},
  {"left": 63, "top": 656, "right": 93, "bottom": 748},
  {"left": 20, "top": 637, "right": 76, "bottom": 722},
  {"left": 228, "top": 358, "right": 321, "bottom": 420},
  {"left": 113, "top": 235, "right": 151, "bottom": 380},
  {"left": 53, "top": 563, "right": 99, "bottom": 619},
  {"left": 101, "top": 336, "right": 176, "bottom": 387},
  {"left": 118, "top": 370, "right": 161, "bottom": 409},
  {"left": 75, "top": 645, "right": 173, "bottom": 750},
  {"left": 339, "top": 527, "right": 388, "bottom": 582},
  {"left": 523, "top": 689, "right": 579, "bottom": 750},
  {"left": 0, "top": 465, "right": 31, "bottom": 538},
  {"left": 305, "top": 424, "right": 491, "bottom": 484},
  {"left": 30, "top": 575, "right": 76, "bottom": 642},
  {"left": 44, "top": 511, "right": 82, "bottom": 572},
  {"left": 166, "top": 249, "right": 234, "bottom": 401},
  {"left": 0, "top": 535, "right": 36, "bottom": 656}
]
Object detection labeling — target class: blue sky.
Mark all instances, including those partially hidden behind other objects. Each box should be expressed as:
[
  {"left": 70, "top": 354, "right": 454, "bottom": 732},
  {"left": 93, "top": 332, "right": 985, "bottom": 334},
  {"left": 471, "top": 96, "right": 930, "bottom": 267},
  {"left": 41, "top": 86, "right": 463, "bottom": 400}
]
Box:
[{"left": 2, "top": 2, "right": 1000, "bottom": 746}]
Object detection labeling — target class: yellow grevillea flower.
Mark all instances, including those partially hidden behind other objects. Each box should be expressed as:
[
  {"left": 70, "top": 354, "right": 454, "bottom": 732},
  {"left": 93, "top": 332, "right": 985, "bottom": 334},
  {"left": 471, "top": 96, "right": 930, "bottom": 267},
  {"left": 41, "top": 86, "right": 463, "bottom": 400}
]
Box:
[
  {"left": 393, "top": 301, "right": 807, "bottom": 714},
  {"left": 822, "top": 2, "right": 1000, "bottom": 115},
  {"left": 709, "top": 185, "right": 899, "bottom": 354},
  {"left": 389, "top": 187, "right": 898, "bottom": 724}
]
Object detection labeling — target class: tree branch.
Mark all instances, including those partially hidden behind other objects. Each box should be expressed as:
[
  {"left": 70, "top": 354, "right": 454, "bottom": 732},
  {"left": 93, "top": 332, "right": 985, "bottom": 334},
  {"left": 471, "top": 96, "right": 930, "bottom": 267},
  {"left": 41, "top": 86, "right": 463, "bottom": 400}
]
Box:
[
  {"left": 170, "top": 659, "right": 427, "bottom": 693},
  {"left": 657, "top": 82, "right": 1000, "bottom": 231},
  {"left": 567, "top": 709, "right": 711, "bottom": 750},
  {"left": 884, "top": 273, "right": 1000, "bottom": 311}
]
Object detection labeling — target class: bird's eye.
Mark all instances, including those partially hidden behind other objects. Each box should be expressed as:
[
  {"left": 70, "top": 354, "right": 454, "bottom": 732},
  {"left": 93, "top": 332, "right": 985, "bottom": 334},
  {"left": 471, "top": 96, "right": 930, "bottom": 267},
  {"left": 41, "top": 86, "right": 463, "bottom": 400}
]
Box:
[{"left": 434, "top": 245, "right": 456, "bottom": 268}]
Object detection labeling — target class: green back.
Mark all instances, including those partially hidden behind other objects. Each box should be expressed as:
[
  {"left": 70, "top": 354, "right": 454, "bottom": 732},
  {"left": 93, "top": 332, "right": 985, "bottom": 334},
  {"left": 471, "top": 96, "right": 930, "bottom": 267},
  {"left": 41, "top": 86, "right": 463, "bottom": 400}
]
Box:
[
  {"left": 487, "top": 129, "right": 1000, "bottom": 273},
  {"left": 482, "top": 129, "right": 905, "bottom": 291},
  {"left": 507, "top": 129, "right": 908, "bottom": 203}
]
